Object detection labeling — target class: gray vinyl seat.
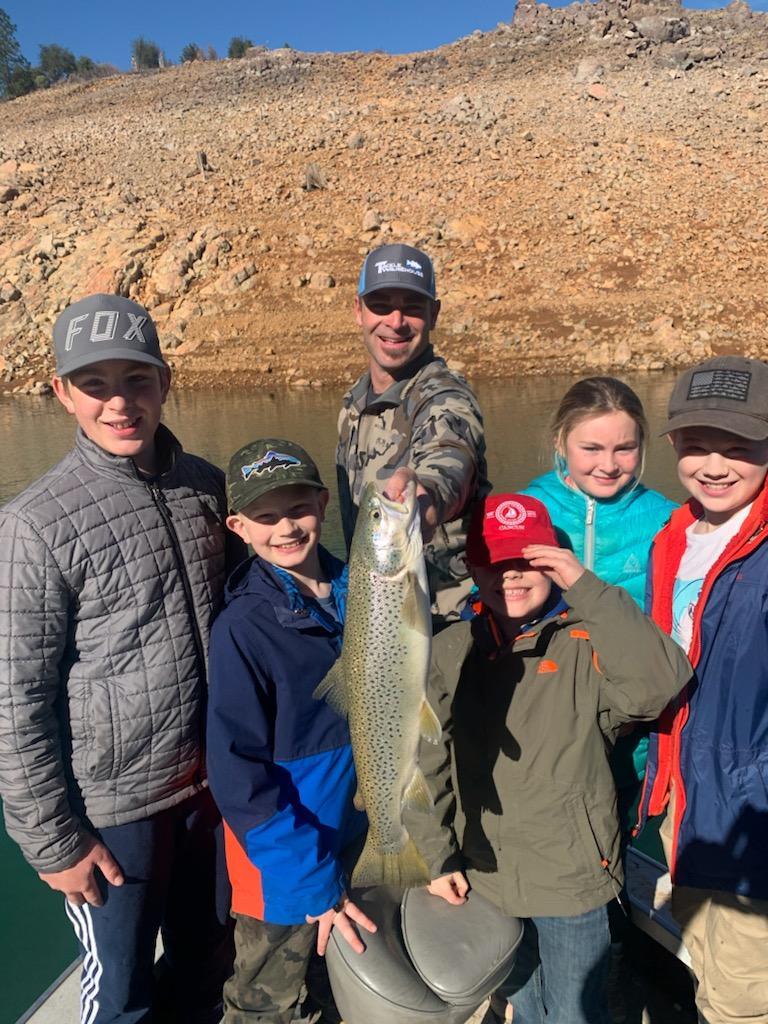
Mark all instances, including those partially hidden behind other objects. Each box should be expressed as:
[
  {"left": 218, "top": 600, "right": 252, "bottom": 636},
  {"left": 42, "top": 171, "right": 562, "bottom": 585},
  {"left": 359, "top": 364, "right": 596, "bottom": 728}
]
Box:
[{"left": 326, "top": 886, "right": 523, "bottom": 1024}]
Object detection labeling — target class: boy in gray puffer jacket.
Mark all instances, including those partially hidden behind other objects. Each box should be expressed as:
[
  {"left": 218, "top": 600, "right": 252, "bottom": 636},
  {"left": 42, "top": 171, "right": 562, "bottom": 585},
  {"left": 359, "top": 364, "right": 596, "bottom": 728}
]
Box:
[{"left": 0, "top": 294, "right": 238, "bottom": 1024}]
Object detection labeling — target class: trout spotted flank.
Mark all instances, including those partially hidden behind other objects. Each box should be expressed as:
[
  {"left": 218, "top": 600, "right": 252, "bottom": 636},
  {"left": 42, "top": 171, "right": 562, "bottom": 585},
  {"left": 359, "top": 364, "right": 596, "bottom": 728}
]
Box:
[{"left": 314, "top": 481, "right": 440, "bottom": 888}]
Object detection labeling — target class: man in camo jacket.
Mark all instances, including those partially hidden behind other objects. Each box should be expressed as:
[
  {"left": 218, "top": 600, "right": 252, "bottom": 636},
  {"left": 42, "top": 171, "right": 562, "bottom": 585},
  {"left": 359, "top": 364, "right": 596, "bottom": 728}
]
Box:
[{"left": 337, "top": 242, "right": 490, "bottom": 629}]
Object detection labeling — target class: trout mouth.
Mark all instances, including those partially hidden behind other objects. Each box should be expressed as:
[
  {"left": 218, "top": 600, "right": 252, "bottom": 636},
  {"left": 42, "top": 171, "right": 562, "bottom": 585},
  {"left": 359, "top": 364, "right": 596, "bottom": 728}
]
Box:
[
  {"left": 362, "top": 481, "right": 423, "bottom": 573},
  {"left": 378, "top": 485, "right": 420, "bottom": 540}
]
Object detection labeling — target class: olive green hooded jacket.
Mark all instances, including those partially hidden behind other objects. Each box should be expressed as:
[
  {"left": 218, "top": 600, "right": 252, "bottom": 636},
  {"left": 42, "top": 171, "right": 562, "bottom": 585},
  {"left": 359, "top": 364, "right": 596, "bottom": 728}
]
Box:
[{"left": 407, "top": 570, "right": 691, "bottom": 918}]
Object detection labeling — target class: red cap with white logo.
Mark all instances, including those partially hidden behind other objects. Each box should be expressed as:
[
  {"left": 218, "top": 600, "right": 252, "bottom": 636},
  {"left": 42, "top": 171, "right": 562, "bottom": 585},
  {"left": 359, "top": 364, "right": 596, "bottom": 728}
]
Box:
[{"left": 466, "top": 493, "right": 559, "bottom": 566}]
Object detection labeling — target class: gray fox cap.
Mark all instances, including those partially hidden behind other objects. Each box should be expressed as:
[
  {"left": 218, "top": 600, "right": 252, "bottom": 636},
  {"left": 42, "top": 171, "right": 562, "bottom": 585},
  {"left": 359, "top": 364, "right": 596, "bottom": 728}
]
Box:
[
  {"left": 357, "top": 243, "right": 436, "bottom": 301},
  {"left": 54, "top": 294, "right": 166, "bottom": 377},
  {"left": 227, "top": 438, "right": 326, "bottom": 513},
  {"left": 663, "top": 356, "right": 768, "bottom": 441}
]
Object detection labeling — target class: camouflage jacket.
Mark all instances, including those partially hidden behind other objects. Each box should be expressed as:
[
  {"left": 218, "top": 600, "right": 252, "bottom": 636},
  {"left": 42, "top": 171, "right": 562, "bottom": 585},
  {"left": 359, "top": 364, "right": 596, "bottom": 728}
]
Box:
[{"left": 336, "top": 348, "right": 490, "bottom": 625}]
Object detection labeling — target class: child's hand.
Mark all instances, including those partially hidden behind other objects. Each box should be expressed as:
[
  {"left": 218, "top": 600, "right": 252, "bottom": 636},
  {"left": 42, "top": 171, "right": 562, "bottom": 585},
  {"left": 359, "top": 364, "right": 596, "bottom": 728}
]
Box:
[
  {"left": 38, "top": 837, "right": 125, "bottom": 907},
  {"left": 521, "top": 545, "right": 586, "bottom": 591},
  {"left": 306, "top": 896, "right": 377, "bottom": 956},
  {"left": 427, "top": 871, "right": 469, "bottom": 905}
]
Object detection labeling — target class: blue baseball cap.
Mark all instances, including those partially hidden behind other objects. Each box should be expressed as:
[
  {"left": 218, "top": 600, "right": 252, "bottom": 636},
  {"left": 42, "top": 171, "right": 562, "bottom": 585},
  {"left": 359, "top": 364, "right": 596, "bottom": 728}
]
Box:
[{"left": 357, "top": 243, "right": 436, "bottom": 302}]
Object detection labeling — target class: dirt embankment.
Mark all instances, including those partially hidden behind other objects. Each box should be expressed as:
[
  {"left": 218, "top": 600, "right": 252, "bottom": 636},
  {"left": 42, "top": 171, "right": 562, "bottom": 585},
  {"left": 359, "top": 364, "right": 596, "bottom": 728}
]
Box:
[{"left": 1, "top": 0, "right": 767, "bottom": 395}]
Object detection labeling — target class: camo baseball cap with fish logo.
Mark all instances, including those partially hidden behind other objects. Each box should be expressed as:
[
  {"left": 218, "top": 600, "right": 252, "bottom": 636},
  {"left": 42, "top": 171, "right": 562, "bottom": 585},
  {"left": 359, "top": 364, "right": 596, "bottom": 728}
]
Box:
[{"left": 226, "top": 438, "right": 326, "bottom": 513}]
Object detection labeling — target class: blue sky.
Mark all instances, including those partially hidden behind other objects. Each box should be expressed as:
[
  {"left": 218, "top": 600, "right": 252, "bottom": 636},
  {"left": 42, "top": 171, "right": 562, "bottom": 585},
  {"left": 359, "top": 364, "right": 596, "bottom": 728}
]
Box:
[{"left": 6, "top": 0, "right": 767, "bottom": 70}]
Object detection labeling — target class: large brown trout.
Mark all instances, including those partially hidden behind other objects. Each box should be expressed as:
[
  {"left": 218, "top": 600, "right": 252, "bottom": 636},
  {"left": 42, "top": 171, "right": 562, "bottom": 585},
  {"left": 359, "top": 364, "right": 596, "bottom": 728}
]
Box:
[{"left": 314, "top": 480, "right": 440, "bottom": 888}]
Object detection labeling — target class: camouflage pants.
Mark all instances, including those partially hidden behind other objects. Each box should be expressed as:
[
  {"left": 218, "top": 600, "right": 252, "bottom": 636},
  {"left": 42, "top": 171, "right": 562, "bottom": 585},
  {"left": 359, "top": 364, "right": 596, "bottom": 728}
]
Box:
[{"left": 223, "top": 913, "right": 340, "bottom": 1024}]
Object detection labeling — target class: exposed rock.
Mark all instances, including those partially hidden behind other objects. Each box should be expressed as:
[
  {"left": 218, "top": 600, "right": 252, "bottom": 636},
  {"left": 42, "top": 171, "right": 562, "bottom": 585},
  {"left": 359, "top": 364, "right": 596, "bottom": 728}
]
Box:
[
  {"left": 362, "top": 209, "right": 382, "bottom": 232},
  {"left": 303, "top": 162, "right": 327, "bottom": 191},
  {"left": 725, "top": 0, "right": 752, "bottom": 23},
  {"left": 0, "top": 7, "right": 766, "bottom": 392},
  {"left": 634, "top": 16, "right": 690, "bottom": 43},
  {"left": 308, "top": 271, "right": 335, "bottom": 289},
  {"left": 689, "top": 46, "right": 722, "bottom": 62},
  {"left": 0, "top": 282, "right": 21, "bottom": 304},
  {"left": 574, "top": 58, "right": 605, "bottom": 83}
]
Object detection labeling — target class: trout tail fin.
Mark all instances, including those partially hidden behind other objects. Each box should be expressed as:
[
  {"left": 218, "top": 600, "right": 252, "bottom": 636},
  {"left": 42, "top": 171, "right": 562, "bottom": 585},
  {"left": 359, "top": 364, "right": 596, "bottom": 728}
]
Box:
[{"left": 351, "top": 833, "right": 431, "bottom": 890}]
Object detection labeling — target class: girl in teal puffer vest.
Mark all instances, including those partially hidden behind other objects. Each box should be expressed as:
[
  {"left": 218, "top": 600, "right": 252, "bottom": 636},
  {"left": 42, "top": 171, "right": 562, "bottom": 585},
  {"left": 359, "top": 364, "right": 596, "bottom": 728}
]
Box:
[{"left": 522, "top": 377, "right": 676, "bottom": 807}]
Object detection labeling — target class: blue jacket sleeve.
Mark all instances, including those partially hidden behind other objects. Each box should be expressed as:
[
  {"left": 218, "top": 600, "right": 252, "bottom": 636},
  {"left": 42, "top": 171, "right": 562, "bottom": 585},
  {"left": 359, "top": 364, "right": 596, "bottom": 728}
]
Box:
[{"left": 206, "top": 615, "right": 345, "bottom": 922}]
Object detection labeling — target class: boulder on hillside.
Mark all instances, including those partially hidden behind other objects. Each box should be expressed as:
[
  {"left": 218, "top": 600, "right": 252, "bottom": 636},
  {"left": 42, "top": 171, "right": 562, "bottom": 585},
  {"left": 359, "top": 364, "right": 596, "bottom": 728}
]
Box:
[
  {"left": 634, "top": 15, "right": 690, "bottom": 43},
  {"left": 725, "top": 0, "right": 752, "bottom": 22},
  {"left": 513, "top": 1, "right": 545, "bottom": 32},
  {"left": 574, "top": 58, "right": 605, "bottom": 83}
]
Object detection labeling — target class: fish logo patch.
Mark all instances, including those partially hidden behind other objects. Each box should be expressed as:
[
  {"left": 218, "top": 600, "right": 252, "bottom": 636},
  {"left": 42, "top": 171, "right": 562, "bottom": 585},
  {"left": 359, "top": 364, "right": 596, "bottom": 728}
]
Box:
[
  {"left": 241, "top": 451, "right": 302, "bottom": 480},
  {"left": 493, "top": 500, "right": 531, "bottom": 530}
]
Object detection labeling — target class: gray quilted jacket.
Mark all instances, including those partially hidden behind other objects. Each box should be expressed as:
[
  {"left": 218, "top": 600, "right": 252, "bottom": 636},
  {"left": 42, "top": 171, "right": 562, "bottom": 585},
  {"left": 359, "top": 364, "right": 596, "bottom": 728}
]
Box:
[{"left": 0, "top": 424, "right": 230, "bottom": 873}]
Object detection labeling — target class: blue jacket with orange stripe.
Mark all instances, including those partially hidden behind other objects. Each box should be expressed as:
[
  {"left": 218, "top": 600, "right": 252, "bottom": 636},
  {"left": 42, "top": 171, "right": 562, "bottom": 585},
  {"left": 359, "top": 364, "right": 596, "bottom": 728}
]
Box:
[
  {"left": 639, "top": 479, "right": 768, "bottom": 898},
  {"left": 206, "top": 549, "right": 366, "bottom": 924}
]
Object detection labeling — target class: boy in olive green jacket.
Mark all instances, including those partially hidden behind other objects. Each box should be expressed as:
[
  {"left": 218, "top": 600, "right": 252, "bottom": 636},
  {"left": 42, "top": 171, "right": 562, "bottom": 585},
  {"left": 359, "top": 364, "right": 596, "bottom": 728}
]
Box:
[{"left": 408, "top": 493, "right": 690, "bottom": 1024}]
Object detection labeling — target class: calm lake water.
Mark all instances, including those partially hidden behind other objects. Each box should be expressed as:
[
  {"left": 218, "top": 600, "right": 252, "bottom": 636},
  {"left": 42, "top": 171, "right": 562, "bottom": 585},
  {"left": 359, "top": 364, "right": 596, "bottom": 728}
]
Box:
[{"left": 0, "top": 373, "right": 685, "bottom": 1021}]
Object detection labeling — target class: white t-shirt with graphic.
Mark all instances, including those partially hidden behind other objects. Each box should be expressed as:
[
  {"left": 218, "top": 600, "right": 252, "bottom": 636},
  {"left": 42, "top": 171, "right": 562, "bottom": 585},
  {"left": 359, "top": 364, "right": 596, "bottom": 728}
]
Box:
[{"left": 672, "top": 504, "right": 751, "bottom": 653}]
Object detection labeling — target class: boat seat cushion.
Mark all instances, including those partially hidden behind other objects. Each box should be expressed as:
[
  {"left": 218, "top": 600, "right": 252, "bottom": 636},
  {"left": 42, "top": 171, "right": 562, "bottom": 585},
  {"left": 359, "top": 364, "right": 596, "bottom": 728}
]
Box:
[{"left": 326, "top": 885, "right": 523, "bottom": 1024}]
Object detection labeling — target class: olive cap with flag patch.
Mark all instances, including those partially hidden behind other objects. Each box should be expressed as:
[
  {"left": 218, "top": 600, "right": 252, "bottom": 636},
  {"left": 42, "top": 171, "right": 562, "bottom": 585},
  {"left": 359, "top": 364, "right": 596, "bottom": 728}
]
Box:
[
  {"left": 54, "top": 294, "right": 166, "bottom": 377},
  {"left": 226, "top": 438, "right": 326, "bottom": 513},
  {"left": 662, "top": 356, "right": 768, "bottom": 441}
]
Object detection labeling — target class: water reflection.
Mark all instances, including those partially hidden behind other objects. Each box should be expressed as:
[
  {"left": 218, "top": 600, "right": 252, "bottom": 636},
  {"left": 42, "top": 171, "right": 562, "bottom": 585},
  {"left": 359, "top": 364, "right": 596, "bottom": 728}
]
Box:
[
  {"left": 0, "top": 373, "right": 686, "bottom": 556},
  {"left": 0, "top": 371, "right": 686, "bottom": 1017}
]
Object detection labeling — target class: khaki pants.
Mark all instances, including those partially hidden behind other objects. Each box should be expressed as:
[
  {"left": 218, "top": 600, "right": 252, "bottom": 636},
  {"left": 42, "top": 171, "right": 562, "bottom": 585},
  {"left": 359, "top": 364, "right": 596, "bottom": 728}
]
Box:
[{"left": 660, "top": 790, "right": 768, "bottom": 1024}]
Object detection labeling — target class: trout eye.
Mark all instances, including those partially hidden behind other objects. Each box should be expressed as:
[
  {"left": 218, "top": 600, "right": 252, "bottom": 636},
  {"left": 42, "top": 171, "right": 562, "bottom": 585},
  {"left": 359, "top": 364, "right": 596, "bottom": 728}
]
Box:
[{"left": 372, "top": 510, "right": 381, "bottom": 520}]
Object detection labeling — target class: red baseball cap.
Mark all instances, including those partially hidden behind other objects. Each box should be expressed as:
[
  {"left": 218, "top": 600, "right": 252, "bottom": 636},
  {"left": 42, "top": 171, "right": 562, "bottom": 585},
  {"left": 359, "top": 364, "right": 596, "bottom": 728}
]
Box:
[{"left": 466, "top": 494, "right": 559, "bottom": 567}]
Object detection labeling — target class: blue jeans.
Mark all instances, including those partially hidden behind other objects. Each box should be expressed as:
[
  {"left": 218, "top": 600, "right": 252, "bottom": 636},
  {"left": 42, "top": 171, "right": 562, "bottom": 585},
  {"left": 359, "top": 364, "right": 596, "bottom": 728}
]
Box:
[{"left": 499, "top": 904, "right": 611, "bottom": 1024}]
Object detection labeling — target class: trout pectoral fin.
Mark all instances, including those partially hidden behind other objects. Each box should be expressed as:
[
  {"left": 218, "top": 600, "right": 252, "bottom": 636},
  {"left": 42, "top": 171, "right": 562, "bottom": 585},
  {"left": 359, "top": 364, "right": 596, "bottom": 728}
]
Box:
[
  {"left": 419, "top": 699, "right": 442, "bottom": 744},
  {"left": 402, "top": 571, "right": 430, "bottom": 637},
  {"left": 312, "top": 661, "right": 349, "bottom": 717},
  {"left": 353, "top": 787, "right": 365, "bottom": 812},
  {"left": 402, "top": 766, "right": 434, "bottom": 812}
]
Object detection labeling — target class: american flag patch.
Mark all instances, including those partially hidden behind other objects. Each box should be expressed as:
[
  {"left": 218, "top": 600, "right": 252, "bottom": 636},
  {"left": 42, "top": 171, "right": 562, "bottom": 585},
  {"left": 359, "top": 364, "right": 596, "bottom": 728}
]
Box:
[{"left": 688, "top": 368, "right": 750, "bottom": 403}]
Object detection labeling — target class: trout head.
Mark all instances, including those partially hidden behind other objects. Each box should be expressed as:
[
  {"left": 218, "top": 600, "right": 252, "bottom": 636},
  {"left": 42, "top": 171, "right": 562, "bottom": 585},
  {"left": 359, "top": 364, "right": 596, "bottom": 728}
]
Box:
[{"left": 353, "top": 481, "right": 422, "bottom": 577}]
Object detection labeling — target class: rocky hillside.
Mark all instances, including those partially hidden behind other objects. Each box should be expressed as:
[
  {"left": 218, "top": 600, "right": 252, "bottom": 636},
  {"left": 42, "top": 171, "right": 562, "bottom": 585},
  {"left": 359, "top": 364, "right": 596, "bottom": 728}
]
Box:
[{"left": 1, "top": 0, "right": 766, "bottom": 393}]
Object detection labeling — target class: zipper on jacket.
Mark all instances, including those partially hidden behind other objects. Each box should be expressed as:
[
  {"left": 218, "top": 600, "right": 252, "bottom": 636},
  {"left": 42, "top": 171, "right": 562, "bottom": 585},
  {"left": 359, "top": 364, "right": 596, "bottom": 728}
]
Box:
[
  {"left": 583, "top": 498, "right": 596, "bottom": 571},
  {"left": 148, "top": 481, "right": 208, "bottom": 779},
  {"left": 601, "top": 857, "right": 628, "bottom": 916}
]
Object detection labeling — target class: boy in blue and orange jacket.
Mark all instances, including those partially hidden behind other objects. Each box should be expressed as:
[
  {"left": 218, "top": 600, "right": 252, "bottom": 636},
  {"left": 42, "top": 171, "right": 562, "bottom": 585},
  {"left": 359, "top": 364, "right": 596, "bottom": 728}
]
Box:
[
  {"left": 206, "top": 438, "right": 374, "bottom": 1024},
  {"left": 640, "top": 356, "right": 768, "bottom": 1024}
]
